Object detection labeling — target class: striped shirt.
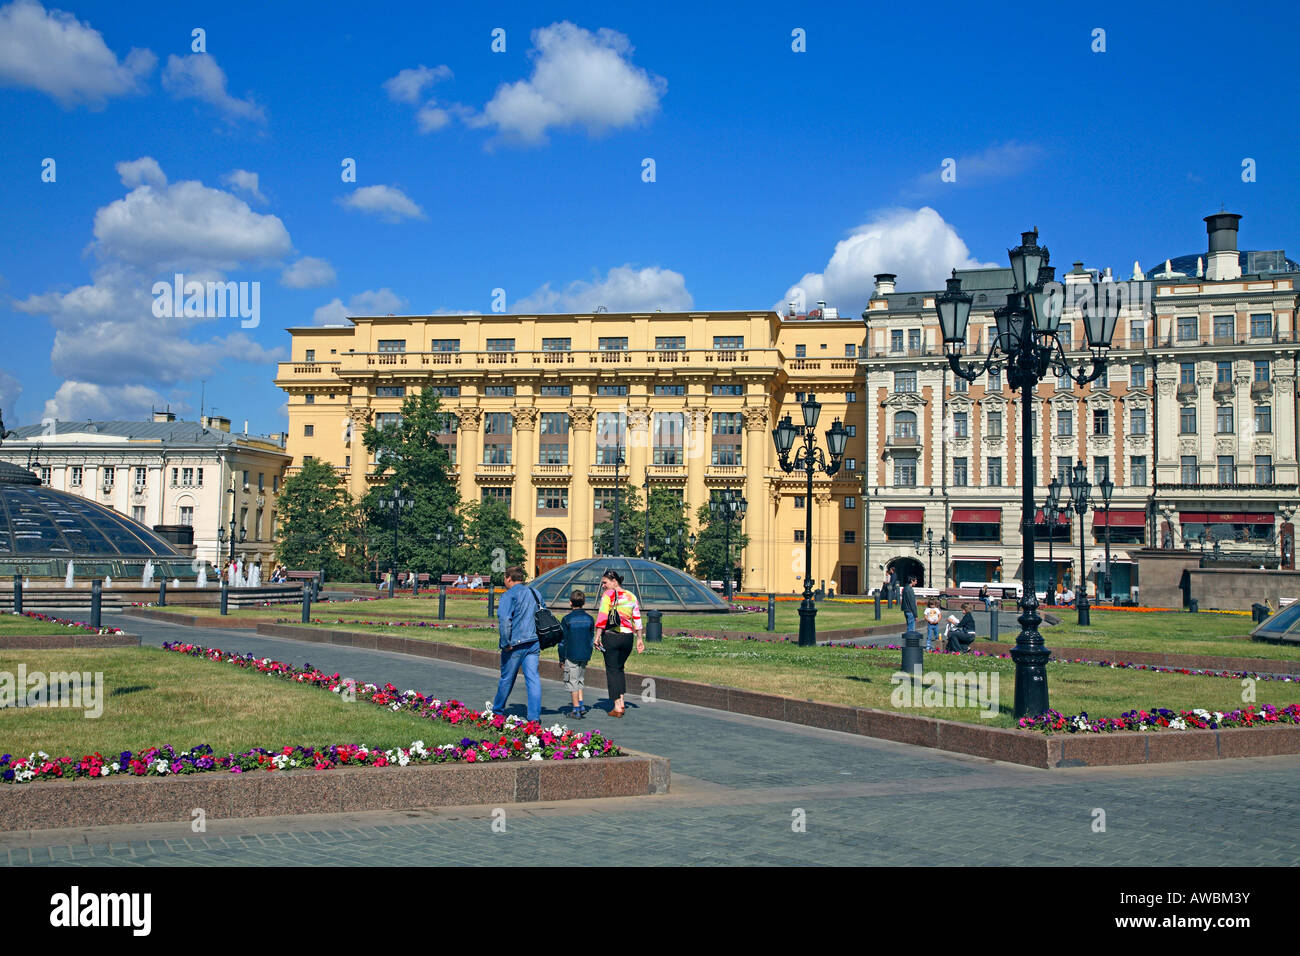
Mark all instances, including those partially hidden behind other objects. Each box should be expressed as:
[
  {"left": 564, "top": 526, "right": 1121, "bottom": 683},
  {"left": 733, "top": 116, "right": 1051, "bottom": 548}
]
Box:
[{"left": 595, "top": 587, "right": 642, "bottom": 633}]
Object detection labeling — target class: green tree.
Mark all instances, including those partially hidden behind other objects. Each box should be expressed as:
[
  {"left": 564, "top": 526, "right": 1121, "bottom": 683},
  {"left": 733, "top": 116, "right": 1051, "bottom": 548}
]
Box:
[
  {"left": 275, "top": 459, "right": 362, "bottom": 578},
  {"left": 361, "top": 388, "right": 462, "bottom": 576},
  {"left": 592, "top": 482, "right": 643, "bottom": 557},
  {"left": 642, "top": 488, "right": 691, "bottom": 567},
  {"left": 459, "top": 498, "right": 526, "bottom": 584},
  {"left": 691, "top": 501, "right": 750, "bottom": 590}
]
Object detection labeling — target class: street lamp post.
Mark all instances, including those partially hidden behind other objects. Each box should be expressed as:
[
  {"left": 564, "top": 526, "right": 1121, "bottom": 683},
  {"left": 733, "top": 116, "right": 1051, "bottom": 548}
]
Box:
[
  {"left": 378, "top": 485, "right": 413, "bottom": 598},
  {"left": 913, "top": 527, "right": 949, "bottom": 590},
  {"left": 1099, "top": 475, "right": 1114, "bottom": 601},
  {"left": 936, "top": 228, "right": 1116, "bottom": 718},
  {"left": 772, "top": 394, "right": 848, "bottom": 646},
  {"left": 643, "top": 468, "right": 652, "bottom": 558},
  {"left": 611, "top": 432, "right": 625, "bottom": 557},
  {"left": 1044, "top": 476, "right": 1063, "bottom": 604},
  {"left": 1068, "top": 460, "right": 1093, "bottom": 626},
  {"left": 709, "top": 489, "right": 747, "bottom": 601}
]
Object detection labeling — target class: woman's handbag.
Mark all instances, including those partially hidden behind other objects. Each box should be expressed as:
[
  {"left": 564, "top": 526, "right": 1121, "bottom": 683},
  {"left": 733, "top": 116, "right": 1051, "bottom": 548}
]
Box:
[{"left": 605, "top": 588, "right": 623, "bottom": 632}]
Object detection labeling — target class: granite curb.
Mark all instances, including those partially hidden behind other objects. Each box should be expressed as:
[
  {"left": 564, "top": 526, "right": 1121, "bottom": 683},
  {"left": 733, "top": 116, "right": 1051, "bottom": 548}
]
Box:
[{"left": 0, "top": 633, "right": 140, "bottom": 650}]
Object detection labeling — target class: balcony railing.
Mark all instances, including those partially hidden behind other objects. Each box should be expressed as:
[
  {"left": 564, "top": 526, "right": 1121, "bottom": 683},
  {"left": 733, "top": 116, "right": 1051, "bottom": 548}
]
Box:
[
  {"left": 887, "top": 434, "right": 919, "bottom": 447},
  {"left": 317, "top": 348, "right": 783, "bottom": 375},
  {"left": 1157, "top": 482, "right": 1292, "bottom": 492}
]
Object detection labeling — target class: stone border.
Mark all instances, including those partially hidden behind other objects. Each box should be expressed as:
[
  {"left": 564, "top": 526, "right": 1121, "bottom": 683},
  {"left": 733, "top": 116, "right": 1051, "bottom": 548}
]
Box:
[
  {"left": 0, "top": 632, "right": 140, "bottom": 650},
  {"left": 970, "top": 640, "right": 1300, "bottom": 677},
  {"left": 0, "top": 751, "right": 669, "bottom": 832},
  {"left": 123, "top": 607, "right": 260, "bottom": 629},
  {"left": 244, "top": 622, "right": 1300, "bottom": 770}
]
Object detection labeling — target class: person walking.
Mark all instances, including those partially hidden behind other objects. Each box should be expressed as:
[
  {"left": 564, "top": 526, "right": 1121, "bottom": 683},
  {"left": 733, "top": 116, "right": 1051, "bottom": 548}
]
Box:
[
  {"left": 901, "top": 575, "right": 918, "bottom": 635},
  {"left": 594, "top": 569, "right": 644, "bottom": 718},
  {"left": 559, "top": 589, "right": 595, "bottom": 718},
  {"left": 490, "top": 566, "right": 543, "bottom": 722},
  {"left": 886, "top": 568, "right": 899, "bottom": 608}
]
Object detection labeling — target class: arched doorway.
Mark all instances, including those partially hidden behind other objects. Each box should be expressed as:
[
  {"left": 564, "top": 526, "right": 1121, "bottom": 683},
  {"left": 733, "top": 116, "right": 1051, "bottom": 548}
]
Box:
[
  {"left": 886, "top": 556, "right": 924, "bottom": 588},
  {"left": 535, "top": 528, "right": 567, "bottom": 577}
]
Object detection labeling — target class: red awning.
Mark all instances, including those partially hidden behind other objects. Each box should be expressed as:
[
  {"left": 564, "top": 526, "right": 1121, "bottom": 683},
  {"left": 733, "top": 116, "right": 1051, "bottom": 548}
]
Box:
[
  {"left": 1242, "top": 513, "right": 1276, "bottom": 525},
  {"left": 1094, "top": 509, "right": 1146, "bottom": 528},
  {"left": 1181, "top": 511, "right": 1275, "bottom": 525},
  {"left": 883, "top": 508, "right": 925, "bottom": 523},
  {"left": 952, "top": 508, "right": 1003, "bottom": 524},
  {"left": 951, "top": 555, "right": 1002, "bottom": 563},
  {"left": 1033, "top": 508, "right": 1071, "bottom": 525}
]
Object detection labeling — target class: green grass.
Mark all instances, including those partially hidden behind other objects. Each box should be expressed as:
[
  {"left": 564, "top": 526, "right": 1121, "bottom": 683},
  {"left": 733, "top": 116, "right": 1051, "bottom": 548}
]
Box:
[
  {"left": 1037, "top": 609, "right": 1300, "bottom": 660},
  {"left": 0, "top": 647, "right": 471, "bottom": 757},
  {"left": 0, "top": 614, "right": 98, "bottom": 636}
]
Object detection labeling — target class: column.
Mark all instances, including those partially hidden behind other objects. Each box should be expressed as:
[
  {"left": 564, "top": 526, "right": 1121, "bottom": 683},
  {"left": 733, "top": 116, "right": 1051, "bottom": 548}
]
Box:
[
  {"left": 742, "top": 406, "right": 769, "bottom": 592},
  {"left": 454, "top": 407, "right": 482, "bottom": 506},
  {"left": 815, "top": 490, "right": 833, "bottom": 592},
  {"left": 569, "top": 406, "right": 595, "bottom": 558},
  {"left": 512, "top": 407, "right": 538, "bottom": 572},
  {"left": 685, "top": 407, "right": 710, "bottom": 533},
  {"left": 626, "top": 406, "right": 652, "bottom": 519}
]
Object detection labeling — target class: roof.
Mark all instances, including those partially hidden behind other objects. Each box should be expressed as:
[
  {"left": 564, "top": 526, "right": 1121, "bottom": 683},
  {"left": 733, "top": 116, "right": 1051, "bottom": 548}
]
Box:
[{"left": 8, "top": 420, "right": 287, "bottom": 451}]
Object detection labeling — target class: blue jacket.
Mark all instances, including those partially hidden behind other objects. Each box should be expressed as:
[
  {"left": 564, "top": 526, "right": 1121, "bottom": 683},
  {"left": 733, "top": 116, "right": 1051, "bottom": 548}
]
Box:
[
  {"left": 559, "top": 609, "right": 595, "bottom": 664},
  {"left": 497, "top": 583, "right": 540, "bottom": 649}
]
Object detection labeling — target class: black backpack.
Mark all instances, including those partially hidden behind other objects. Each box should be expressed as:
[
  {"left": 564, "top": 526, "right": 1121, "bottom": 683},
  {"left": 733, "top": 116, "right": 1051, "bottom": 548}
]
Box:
[{"left": 530, "top": 587, "right": 565, "bottom": 650}]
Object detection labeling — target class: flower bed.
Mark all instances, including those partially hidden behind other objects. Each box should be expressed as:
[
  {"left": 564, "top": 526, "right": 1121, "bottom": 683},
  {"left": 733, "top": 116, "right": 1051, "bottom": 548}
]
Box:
[
  {"left": 0, "top": 641, "right": 622, "bottom": 785},
  {"left": 10, "top": 611, "right": 124, "bottom": 635},
  {"left": 1018, "top": 703, "right": 1300, "bottom": 734}
]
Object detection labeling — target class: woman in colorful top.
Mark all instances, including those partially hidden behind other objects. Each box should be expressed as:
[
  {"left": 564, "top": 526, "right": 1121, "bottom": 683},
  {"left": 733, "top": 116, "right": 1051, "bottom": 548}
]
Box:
[{"left": 594, "top": 569, "right": 644, "bottom": 718}]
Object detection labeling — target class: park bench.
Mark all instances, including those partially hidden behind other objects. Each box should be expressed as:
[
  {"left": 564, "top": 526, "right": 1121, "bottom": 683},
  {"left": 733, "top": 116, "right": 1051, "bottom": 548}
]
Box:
[{"left": 285, "top": 570, "right": 322, "bottom": 585}]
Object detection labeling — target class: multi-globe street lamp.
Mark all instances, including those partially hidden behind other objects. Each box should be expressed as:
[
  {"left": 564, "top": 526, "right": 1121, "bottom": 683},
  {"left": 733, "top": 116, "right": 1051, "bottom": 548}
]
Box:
[
  {"left": 772, "top": 394, "right": 848, "bottom": 646},
  {"left": 217, "top": 487, "right": 245, "bottom": 566},
  {"left": 1043, "top": 476, "right": 1064, "bottom": 604},
  {"left": 1067, "top": 460, "right": 1094, "bottom": 625},
  {"left": 1099, "top": 475, "right": 1114, "bottom": 601},
  {"left": 435, "top": 523, "right": 464, "bottom": 579},
  {"left": 709, "top": 489, "right": 747, "bottom": 600},
  {"left": 935, "top": 228, "right": 1116, "bottom": 718},
  {"left": 913, "top": 527, "right": 949, "bottom": 590},
  {"left": 378, "top": 485, "right": 413, "bottom": 597}
]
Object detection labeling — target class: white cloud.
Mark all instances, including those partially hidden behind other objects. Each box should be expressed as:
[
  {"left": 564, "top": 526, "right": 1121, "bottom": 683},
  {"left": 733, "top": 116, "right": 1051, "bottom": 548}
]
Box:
[
  {"left": 337, "top": 185, "right": 426, "bottom": 223},
  {"left": 162, "top": 52, "right": 265, "bottom": 123},
  {"left": 511, "top": 265, "right": 691, "bottom": 314},
  {"left": 0, "top": 0, "right": 155, "bottom": 108},
  {"left": 41, "top": 380, "right": 170, "bottom": 421},
  {"left": 415, "top": 103, "right": 451, "bottom": 132},
  {"left": 311, "top": 288, "right": 406, "bottom": 326},
  {"left": 776, "top": 207, "right": 998, "bottom": 313},
  {"left": 115, "top": 156, "right": 166, "bottom": 188},
  {"left": 220, "top": 168, "right": 266, "bottom": 203},
  {"left": 467, "top": 22, "right": 665, "bottom": 145},
  {"left": 383, "top": 64, "right": 451, "bottom": 104},
  {"left": 280, "top": 256, "right": 336, "bottom": 289},
  {"left": 904, "top": 141, "right": 1045, "bottom": 198}
]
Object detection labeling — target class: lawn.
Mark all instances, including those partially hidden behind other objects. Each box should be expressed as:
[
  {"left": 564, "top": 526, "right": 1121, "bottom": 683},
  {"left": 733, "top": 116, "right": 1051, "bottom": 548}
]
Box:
[
  {"left": 1037, "top": 609, "right": 1300, "bottom": 661},
  {"left": 0, "top": 647, "right": 470, "bottom": 758},
  {"left": 0, "top": 614, "right": 104, "bottom": 636}
]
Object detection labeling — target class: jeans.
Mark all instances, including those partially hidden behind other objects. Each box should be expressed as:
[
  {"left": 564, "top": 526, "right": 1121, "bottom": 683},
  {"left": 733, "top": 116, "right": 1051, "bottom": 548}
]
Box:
[
  {"left": 926, "top": 623, "right": 939, "bottom": 649},
  {"left": 491, "top": 640, "right": 541, "bottom": 722},
  {"left": 904, "top": 611, "right": 916, "bottom": 634}
]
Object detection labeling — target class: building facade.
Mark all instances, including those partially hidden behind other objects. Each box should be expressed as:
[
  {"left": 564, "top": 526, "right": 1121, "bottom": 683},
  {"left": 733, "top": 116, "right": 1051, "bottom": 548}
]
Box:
[{"left": 1, "top": 413, "right": 291, "bottom": 571}]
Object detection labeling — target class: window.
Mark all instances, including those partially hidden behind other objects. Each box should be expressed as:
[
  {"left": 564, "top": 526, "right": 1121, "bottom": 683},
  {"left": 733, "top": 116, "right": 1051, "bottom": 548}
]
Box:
[
  {"left": 1255, "top": 405, "right": 1272, "bottom": 433},
  {"left": 484, "top": 385, "right": 516, "bottom": 397},
  {"left": 1131, "top": 407, "right": 1147, "bottom": 435},
  {"left": 895, "top": 456, "right": 918, "bottom": 487},
  {"left": 844, "top": 496, "right": 856, "bottom": 510},
  {"left": 1130, "top": 365, "right": 1146, "bottom": 388},
  {"left": 894, "top": 370, "right": 917, "bottom": 393},
  {"left": 1180, "top": 456, "right": 1198, "bottom": 484},
  {"left": 483, "top": 412, "right": 514, "bottom": 464},
  {"left": 794, "top": 529, "right": 805, "bottom": 542},
  {"left": 655, "top": 336, "right": 685, "bottom": 350},
  {"left": 953, "top": 377, "right": 968, "bottom": 393},
  {"left": 102, "top": 469, "right": 115, "bottom": 489},
  {"left": 845, "top": 424, "right": 856, "bottom": 437},
  {"left": 1057, "top": 408, "right": 1073, "bottom": 436},
  {"left": 304, "top": 424, "right": 314, "bottom": 437},
  {"left": 594, "top": 413, "right": 625, "bottom": 464},
  {"left": 890, "top": 329, "right": 904, "bottom": 353},
  {"left": 653, "top": 412, "right": 685, "bottom": 465},
  {"left": 255, "top": 508, "right": 263, "bottom": 540},
  {"left": 711, "top": 412, "right": 742, "bottom": 465},
  {"left": 795, "top": 392, "right": 805, "bottom": 402},
  {"left": 541, "top": 337, "right": 571, "bottom": 351},
  {"left": 537, "top": 488, "right": 569, "bottom": 513},
  {"left": 540, "top": 385, "right": 572, "bottom": 397},
  {"left": 258, "top": 473, "right": 265, "bottom": 491},
  {"left": 1177, "top": 317, "right": 1197, "bottom": 341},
  {"left": 273, "top": 476, "right": 279, "bottom": 493},
  {"left": 987, "top": 411, "right": 1002, "bottom": 438},
  {"left": 180, "top": 506, "right": 193, "bottom": 526},
  {"left": 953, "top": 411, "right": 968, "bottom": 438},
  {"left": 1057, "top": 457, "right": 1072, "bottom": 482},
  {"left": 795, "top": 344, "right": 806, "bottom": 358},
  {"left": 953, "top": 457, "right": 968, "bottom": 486},
  {"left": 1130, "top": 455, "right": 1148, "bottom": 486},
  {"left": 844, "top": 530, "right": 856, "bottom": 543},
  {"left": 538, "top": 413, "right": 569, "bottom": 465},
  {"left": 598, "top": 337, "right": 628, "bottom": 351},
  {"left": 133, "top": 466, "right": 147, "bottom": 485},
  {"left": 1213, "top": 315, "right": 1234, "bottom": 340},
  {"left": 377, "top": 339, "right": 406, "bottom": 352},
  {"left": 1130, "top": 321, "right": 1145, "bottom": 347},
  {"left": 376, "top": 386, "right": 405, "bottom": 398},
  {"left": 1218, "top": 456, "right": 1235, "bottom": 484},
  {"left": 429, "top": 339, "right": 460, "bottom": 352},
  {"left": 1180, "top": 363, "right": 1195, "bottom": 386},
  {"left": 170, "top": 467, "right": 178, "bottom": 486},
  {"left": 845, "top": 391, "right": 857, "bottom": 403},
  {"left": 1179, "top": 407, "right": 1196, "bottom": 433},
  {"left": 844, "top": 457, "right": 857, "bottom": 472},
  {"left": 654, "top": 384, "right": 686, "bottom": 396},
  {"left": 908, "top": 329, "right": 922, "bottom": 353},
  {"left": 597, "top": 385, "right": 628, "bottom": 396},
  {"left": 1096, "top": 366, "right": 1109, "bottom": 389},
  {"left": 1251, "top": 313, "right": 1272, "bottom": 338},
  {"left": 988, "top": 457, "right": 1003, "bottom": 486},
  {"left": 988, "top": 370, "right": 1002, "bottom": 391},
  {"left": 713, "top": 336, "right": 743, "bottom": 350},
  {"left": 427, "top": 386, "right": 460, "bottom": 397},
  {"left": 132, "top": 505, "right": 145, "bottom": 522},
  {"left": 482, "top": 487, "right": 512, "bottom": 508},
  {"left": 712, "top": 384, "right": 742, "bottom": 396},
  {"left": 845, "top": 344, "right": 856, "bottom": 358},
  {"left": 196, "top": 468, "right": 204, "bottom": 487},
  {"left": 1257, "top": 455, "right": 1275, "bottom": 484},
  {"left": 305, "top": 349, "right": 315, "bottom": 362},
  {"left": 1216, "top": 406, "right": 1234, "bottom": 433},
  {"left": 375, "top": 412, "right": 401, "bottom": 429},
  {"left": 305, "top": 393, "right": 315, "bottom": 404},
  {"left": 1217, "top": 361, "right": 1233, "bottom": 384},
  {"left": 1093, "top": 409, "right": 1109, "bottom": 435},
  {"left": 794, "top": 496, "right": 806, "bottom": 509},
  {"left": 485, "top": 338, "right": 515, "bottom": 352},
  {"left": 1094, "top": 456, "right": 1109, "bottom": 484},
  {"left": 1058, "top": 322, "right": 1072, "bottom": 349}
]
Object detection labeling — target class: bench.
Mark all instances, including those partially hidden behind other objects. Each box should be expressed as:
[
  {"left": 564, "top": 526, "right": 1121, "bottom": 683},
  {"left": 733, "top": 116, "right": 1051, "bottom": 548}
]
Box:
[
  {"left": 396, "top": 572, "right": 431, "bottom": 586},
  {"left": 286, "top": 570, "right": 323, "bottom": 584}
]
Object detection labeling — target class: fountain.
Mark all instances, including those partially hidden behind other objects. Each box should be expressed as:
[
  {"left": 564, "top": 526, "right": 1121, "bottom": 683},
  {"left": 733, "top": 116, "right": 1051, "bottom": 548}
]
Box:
[
  {"left": 227, "top": 560, "right": 237, "bottom": 587},
  {"left": 248, "top": 563, "right": 262, "bottom": 587},
  {"left": 172, "top": 578, "right": 180, "bottom": 588},
  {"left": 141, "top": 560, "right": 155, "bottom": 587},
  {"left": 65, "top": 561, "right": 74, "bottom": 588},
  {"left": 104, "top": 575, "right": 113, "bottom": 588},
  {"left": 197, "top": 565, "right": 207, "bottom": 588}
]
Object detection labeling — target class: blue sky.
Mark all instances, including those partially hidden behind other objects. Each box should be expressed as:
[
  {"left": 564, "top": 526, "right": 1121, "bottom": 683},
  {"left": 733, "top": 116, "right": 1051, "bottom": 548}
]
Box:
[{"left": 1, "top": 0, "right": 1296, "bottom": 434}]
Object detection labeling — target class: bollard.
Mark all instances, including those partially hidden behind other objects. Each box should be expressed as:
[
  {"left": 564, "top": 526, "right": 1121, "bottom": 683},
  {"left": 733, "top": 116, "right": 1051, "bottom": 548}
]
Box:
[
  {"left": 438, "top": 584, "right": 447, "bottom": 620},
  {"left": 220, "top": 581, "right": 229, "bottom": 615},
  {"left": 388, "top": 571, "right": 395, "bottom": 599},
  {"left": 1188, "top": 598, "right": 1199, "bottom": 613},
  {"left": 13, "top": 573, "right": 21, "bottom": 616},
  {"left": 91, "top": 579, "right": 102, "bottom": 629},
  {"left": 874, "top": 590, "right": 882, "bottom": 621},
  {"left": 302, "top": 583, "right": 312, "bottom": 623},
  {"left": 900, "top": 627, "right": 923, "bottom": 675},
  {"left": 645, "top": 608, "right": 663, "bottom": 642},
  {"left": 412, "top": 573, "right": 420, "bottom": 597},
  {"left": 487, "top": 582, "right": 495, "bottom": 617},
  {"left": 158, "top": 578, "right": 167, "bottom": 607},
  {"left": 767, "top": 594, "right": 776, "bottom": 632}
]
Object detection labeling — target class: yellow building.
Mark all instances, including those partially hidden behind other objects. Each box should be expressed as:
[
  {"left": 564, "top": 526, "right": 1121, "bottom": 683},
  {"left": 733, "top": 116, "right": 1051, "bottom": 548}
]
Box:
[{"left": 275, "top": 310, "right": 867, "bottom": 593}]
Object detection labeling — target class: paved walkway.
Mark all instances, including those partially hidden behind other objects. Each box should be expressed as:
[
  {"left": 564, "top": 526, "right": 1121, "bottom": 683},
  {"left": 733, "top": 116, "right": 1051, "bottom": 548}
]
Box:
[{"left": 4, "top": 611, "right": 1299, "bottom": 866}]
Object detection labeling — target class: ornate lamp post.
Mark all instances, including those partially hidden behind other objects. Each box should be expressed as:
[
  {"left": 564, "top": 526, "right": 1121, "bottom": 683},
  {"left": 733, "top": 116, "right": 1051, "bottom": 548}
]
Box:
[
  {"left": 1068, "top": 460, "right": 1093, "bottom": 625},
  {"left": 1044, "top": 476, "right": 1063, "bottom": 603},
  {"left": 913, "top": 527, "right": 949, "bottom": 590},
  {"left": 378, "top": 485, "right": 413, "bottom": 597},
  {"left": 772, "top": 394, "right": 848, "bottom": 646},
  {"left": 643, "top": 468, "right": 652, "bottom": 558},
  {"left": 611, "top": 432, "right": 625, "bottom": 557},
  {"left": 936, "top": 228, "right": 1116, "bottom": 718},
  {"left": 1099, "top": 475, "right": 1114, "bottom": 601},
  {"left": 709, "top": 489, "right": 747, "bottom": 600}
]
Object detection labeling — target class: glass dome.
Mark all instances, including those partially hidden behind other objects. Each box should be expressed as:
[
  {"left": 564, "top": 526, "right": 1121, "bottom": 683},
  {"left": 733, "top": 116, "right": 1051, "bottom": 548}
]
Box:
[
  {"left": 1252, "top": 603, "right": 1300, "bottom": 645},
  {"left": 531, "top": 557, "right": 729, "bottom": 612}
]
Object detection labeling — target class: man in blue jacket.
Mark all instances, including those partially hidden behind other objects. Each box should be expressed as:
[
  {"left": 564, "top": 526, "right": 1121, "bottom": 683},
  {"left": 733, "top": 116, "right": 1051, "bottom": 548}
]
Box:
[{"left": 490, "top": 566, "right": 542, "bottom": 722}]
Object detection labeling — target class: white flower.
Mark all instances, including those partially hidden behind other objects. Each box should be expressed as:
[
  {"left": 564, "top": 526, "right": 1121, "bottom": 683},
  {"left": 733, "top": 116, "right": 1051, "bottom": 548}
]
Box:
[
  {"left": 100, "top": 766, "right": 110, "bottom": 776},
  {"left": 154, "top": 759, "right": 170, "bottom": 774},
  {"left": 548, "top": 723, "right": 564, "bottom": 736},
  {"left": 530, "top": 752, "right": 543, "bottom": 761}
]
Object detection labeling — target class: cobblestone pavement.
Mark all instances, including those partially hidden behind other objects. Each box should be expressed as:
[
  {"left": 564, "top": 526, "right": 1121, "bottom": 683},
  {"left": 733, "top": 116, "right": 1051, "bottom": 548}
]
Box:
[{"left": 3, "top": 612, "right": 1298, "bottom": 867}]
